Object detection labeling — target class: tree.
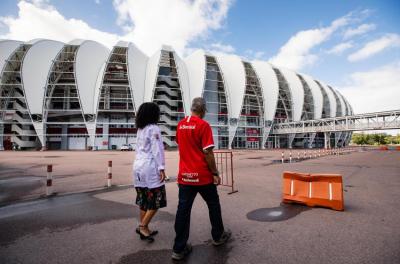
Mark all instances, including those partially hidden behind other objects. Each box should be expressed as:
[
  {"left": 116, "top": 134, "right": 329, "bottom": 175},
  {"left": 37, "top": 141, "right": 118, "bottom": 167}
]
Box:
[{"left": 351, "top": 133, "right": 396, "bottom": 145}]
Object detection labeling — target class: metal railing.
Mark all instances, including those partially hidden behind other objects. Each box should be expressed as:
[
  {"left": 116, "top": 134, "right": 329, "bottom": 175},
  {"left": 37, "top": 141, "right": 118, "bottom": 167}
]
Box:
[
  {"left": 271, "top": 109, "right": 400, "bottom": 134},
  {"left": 214, "top": 151, "right": 238, "bottom": 194}
]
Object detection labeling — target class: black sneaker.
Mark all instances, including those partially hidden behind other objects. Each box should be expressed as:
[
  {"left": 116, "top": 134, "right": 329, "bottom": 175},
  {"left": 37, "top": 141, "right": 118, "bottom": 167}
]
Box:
[
  {"left": 171, "top": 243, "right": 192, "bottom": 261},
  {"left": 212, "top": 230, "right": 232, "bottom": 246}
]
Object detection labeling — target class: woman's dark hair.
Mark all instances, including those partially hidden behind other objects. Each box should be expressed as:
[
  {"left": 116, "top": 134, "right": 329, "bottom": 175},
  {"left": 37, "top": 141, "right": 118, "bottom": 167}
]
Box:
[{"left": 135, "top": 102, "right": 160, "bottom": 129}]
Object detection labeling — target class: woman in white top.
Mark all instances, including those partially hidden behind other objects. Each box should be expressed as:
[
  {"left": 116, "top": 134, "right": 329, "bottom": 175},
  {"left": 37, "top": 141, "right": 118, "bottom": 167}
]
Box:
[{"left": 133, "top": 102, "right": 166, "bottom": 243}]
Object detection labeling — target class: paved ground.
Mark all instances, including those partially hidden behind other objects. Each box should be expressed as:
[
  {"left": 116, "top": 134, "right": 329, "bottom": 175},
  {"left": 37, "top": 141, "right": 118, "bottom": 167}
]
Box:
[{"left": 0, "top": 149, "right": 399, "bottom": 263}]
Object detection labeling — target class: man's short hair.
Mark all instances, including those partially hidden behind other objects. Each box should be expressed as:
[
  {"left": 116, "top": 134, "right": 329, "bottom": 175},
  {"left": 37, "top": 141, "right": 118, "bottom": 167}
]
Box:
[{"left": 191, "top": 97, "right": 207, "bottom": 113}]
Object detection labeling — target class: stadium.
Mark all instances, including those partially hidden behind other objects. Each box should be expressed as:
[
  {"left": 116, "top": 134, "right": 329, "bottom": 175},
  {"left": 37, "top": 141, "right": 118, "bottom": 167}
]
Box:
[{"left": 0, "top": 38, "right": 353, "bottom": 150}]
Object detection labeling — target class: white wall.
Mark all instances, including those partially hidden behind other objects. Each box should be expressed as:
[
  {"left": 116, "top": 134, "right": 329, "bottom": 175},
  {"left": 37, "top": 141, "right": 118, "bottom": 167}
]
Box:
[
  {"left": 278, "top": 67, "right": 304, "bottom": 121},
  {"left": 300, "top": 74, "right": 323, "bottom": 119},
  {"left": 22, "top": 39, "right": 64, "bottom": 115},
  {"left": 109, "top": 137, "right": 127, "bottom": 148},
  {"left": 252, "top": 61, "right": 279, "bottom": 122},
  {"left": 174, "top": 51, "right": 191, "bottom": 115},
  {"left": 144, "top": 50, "right": 161, "bottom": 102},
  {"left": 215, "top": 53, "right": 246, "bottom": 120},
  {"left": 184, "top": 49, "right": 206, "bottom": 101},
  {"left": 319, "top": 81, "right": 337, "bottom": 117},
  {"left": 0, "top": 40, "right": 22, "bottom": 75},
  {"left": 74, "top": 40, "right": 109, "bottom": 115},
  {"left": 68, "top": 137, "right": 86, "bottom": 150},
  {"left": 334, "top": 88, "right": 346, "bottom": 117},
  {"left": 127, "top": 42, "right": 148, "bottom": 109}
]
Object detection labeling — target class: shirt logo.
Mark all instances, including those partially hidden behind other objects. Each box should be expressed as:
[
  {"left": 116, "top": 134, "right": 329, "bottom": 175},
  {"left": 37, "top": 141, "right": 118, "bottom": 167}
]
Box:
[
  {"left": 179, "top": 125, "right": 196, "bottom": 129},
  {"left": 182, "top": 178, "right": 199, "bottom": 182},
  {"left": 182, "top": 172, "right": 199, "bottom": 178}
]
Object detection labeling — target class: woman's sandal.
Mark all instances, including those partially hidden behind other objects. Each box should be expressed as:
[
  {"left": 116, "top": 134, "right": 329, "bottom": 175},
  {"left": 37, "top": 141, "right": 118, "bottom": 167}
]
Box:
[
  {"left": 136, "top": 226, "right": 158, "bottom": 236},
  {"left": 136, "top": 225, "right": 155, "bottom": 242}
]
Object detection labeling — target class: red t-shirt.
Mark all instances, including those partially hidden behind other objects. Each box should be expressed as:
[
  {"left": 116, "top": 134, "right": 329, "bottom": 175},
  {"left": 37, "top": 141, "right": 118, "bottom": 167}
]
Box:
[{"left": 176, "top": 115, "right": 214, "bottom": 185}]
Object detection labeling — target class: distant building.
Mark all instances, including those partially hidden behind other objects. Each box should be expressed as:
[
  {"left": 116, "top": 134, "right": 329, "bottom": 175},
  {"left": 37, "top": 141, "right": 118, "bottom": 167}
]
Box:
[{"left": 0, "top": 39, "right": 353, "bottom": 150}]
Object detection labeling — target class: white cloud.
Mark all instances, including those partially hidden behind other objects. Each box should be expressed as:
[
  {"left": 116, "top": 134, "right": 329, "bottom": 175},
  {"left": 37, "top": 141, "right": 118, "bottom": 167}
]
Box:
[
  {"left": 343, "top": 23, "right": 376, "bottom": 39},
  {"left": 95, "top": 0, "right": 101, "bottom": 4},
  {"left": 327, "top": 41, "right": 353, "bottom": 55},
  {"left": 269, "top": 13, "right": 353, "bottom": 71},
  {"left": 339, "top": 61, "right": 400, "bottom": 114},
  {"left": 209, "top": 42, "right": 235, "bottom": 53},
  {"left": 0, "top": 0, "right": 233, "bottom": 55},
  {"left": 347, "top": 33, "right": 400, "bottom": 62},
  {"left": 29, "top": 0, "right": 51, "bottom": 8},
  {"left": 0, "top": 1, "right": 120, "bottom": 48},
  {"left": 112, "top": 0, "right": 232, "bottom": 55},
  {"left": 243, "top": 49, "right": 266, "bottom": 60}
]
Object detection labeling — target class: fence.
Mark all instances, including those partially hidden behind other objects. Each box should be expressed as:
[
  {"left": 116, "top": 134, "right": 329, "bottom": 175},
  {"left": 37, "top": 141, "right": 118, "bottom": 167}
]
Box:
[{"left": 214, "top": 151, "right": 238, "bottom": 194}]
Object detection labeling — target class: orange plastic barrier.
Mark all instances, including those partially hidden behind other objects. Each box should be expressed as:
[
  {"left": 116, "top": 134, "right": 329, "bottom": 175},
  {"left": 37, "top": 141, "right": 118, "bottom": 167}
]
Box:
[
  {"left": 379, "top": 146, "right": 389, "bottom": 150},
  {"left": 282, "top": 171, "right": 344, "bottom": 211},
  {"left": 396, "top": 146, "right": 400, "bottom": 151}
]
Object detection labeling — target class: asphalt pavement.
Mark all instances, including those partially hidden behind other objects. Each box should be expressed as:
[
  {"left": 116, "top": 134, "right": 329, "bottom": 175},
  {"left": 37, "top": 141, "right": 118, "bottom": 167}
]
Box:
[{"left": 0, "top": 149, "right": 399, "bottom": 263}]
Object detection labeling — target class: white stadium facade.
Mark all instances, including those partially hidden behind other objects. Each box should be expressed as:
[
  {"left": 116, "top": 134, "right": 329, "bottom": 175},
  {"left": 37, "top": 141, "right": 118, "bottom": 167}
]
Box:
[{"left": 0, "top": 39, "right": 353, "bottom": 150}]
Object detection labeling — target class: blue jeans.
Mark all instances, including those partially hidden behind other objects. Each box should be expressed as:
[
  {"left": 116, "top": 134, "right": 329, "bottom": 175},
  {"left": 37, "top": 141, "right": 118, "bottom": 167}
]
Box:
[{"left": 173, "top": 183, "right": 224, "bottom": 253}]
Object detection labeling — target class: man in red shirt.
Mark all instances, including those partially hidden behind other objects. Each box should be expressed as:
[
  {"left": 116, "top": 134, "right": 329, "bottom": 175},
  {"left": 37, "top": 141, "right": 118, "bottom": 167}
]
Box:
[{"left": 171, "top": 97, "right": 231, "bottom": 261}]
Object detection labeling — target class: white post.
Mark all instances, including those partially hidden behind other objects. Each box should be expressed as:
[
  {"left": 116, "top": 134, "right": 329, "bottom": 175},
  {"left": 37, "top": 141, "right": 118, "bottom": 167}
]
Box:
[{"left": 289, "top": 151, "right": 292, "bottom": 163}]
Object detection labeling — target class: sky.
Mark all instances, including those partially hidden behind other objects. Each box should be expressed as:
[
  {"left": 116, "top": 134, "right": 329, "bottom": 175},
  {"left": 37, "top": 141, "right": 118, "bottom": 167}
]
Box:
[{"left": 0, "top": 0, "right": 399, "bottom": 124}]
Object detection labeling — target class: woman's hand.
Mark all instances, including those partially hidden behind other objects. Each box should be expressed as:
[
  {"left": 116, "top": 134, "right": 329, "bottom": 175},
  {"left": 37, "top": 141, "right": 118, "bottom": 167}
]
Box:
[
  {"left": 159, "top": 170, "right": 166, "bottom": 182},
  {"left": 213, "top": 175, "right": 221, "bottom": 185}
]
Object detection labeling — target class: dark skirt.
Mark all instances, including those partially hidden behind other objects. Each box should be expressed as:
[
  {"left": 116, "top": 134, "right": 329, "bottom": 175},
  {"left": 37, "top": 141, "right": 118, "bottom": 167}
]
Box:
[{"left": 135, "top": 185, "right": 167, "bottom": 210}]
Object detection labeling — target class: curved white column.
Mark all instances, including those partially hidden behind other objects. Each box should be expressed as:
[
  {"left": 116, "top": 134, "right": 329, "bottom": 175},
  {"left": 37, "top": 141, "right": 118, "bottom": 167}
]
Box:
[
  {"left": 278, "top": 67, "right": 304, "bottom": 121},
  {"left": 300, "top": 74, "right": 323, "bottom": 119}
]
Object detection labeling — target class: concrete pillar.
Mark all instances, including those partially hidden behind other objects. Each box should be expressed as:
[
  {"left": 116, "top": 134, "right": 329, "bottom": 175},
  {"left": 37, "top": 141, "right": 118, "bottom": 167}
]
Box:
[
  {"left": 228, "top": 121, "right": 238, "bottom": 149},
  {"left": 288, "top": 134, "right": 295, "bottom": 149},
  {"left": 32, "top": 122, "right": 45, "bottom": 150},
  {"left": 262, "top": 126, "right": 272, "bottom": 149},
  {"left": 85, "top": 122, "right": 96, "bottom": 150},
  {"left": 103, "top": 123, "right": 109, "bottom": 150},
  {"left": 0, "top": 124, "right": 4, "bottom": 150},
  {"left": 64, "top": 87, "right": 70, "bottom": 110},
  {"left": 126, "top": 116, "right": 129, "bottom": 144},
  {"left": 207, "top": 90, "right": 219, "bottom": 126},
  {"left": 324, "top": 132, "right": 330, "bottom": 149},
  {"left": 212, "top": 127, "right": 219, "bottom": 149},
  {"left": 308, "top": 133, "right": 316, "bottom": 148},
  {"left": 61, "top": 124, "right": 68, "bottom": 150},
  {"left": 334, "top": 132, "right": 342, "bottom": 148}
]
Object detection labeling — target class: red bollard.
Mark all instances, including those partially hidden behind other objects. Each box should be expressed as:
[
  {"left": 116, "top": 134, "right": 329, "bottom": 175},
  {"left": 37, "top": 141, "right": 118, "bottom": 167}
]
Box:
[
  {"left": 46, "top": 165, "right": 53, "bottom": 196},
  {"left": 107, "top": 161, "right": 112, "bottom": 187}
]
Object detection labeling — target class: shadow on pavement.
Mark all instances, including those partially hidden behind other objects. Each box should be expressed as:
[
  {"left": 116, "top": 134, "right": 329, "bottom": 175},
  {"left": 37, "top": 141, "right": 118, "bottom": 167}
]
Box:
[
  {"left": 0, "top": 176, "right": 44, "bottom": 205},
  {"left": 246, "top": 203, "right": 311, "bottom": 222},
  {"left": 0, "top": 189, "right": 175, "bottom": 247},
  {"left": 119, "top": 242, "right": 233, "bottom": 264}
]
